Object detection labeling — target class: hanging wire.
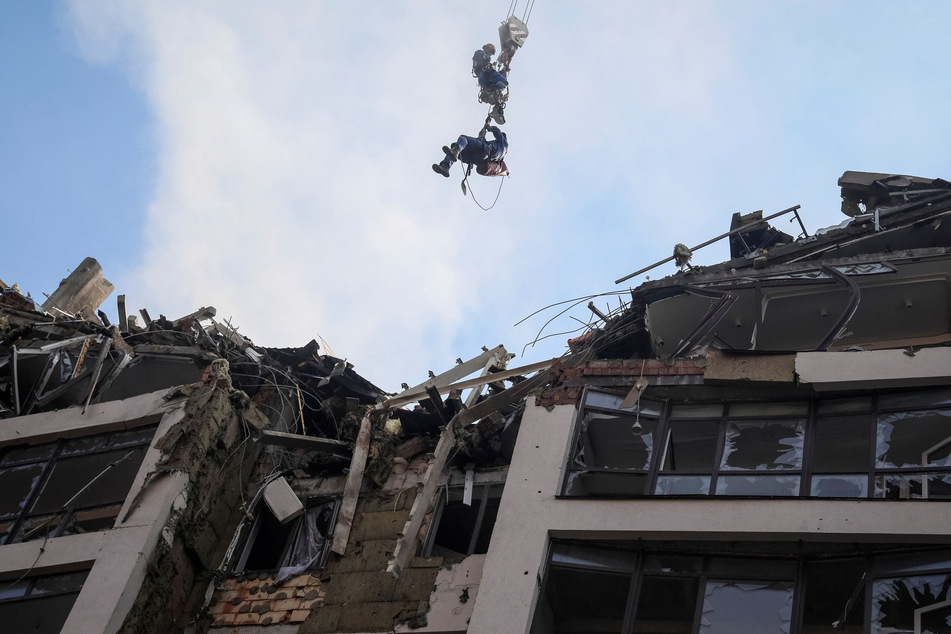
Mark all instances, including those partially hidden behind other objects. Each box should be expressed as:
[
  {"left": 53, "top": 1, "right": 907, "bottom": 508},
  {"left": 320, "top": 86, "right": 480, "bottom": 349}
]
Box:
[
  {"left": 507, "top": 0, "right": 517, "bottom": 19},
  {"left": 463, "top": 172, "right": 506, "bottom": 211}
]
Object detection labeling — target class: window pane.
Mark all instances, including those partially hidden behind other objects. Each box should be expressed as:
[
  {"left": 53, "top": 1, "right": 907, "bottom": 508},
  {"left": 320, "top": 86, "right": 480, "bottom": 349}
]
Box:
[
  {"left": 877, "top": 409, "right": 951, "bottom": 468},
  {"left": 30, "top": 446, "right": 147, "bottom": 515},
  {"left": 811, "top": 474, "right": 868, "bottom": 498},
  {"left": 656, "top": 475, "right": 711, "bottom": 495},
  {"left": 813, "top": 415, "right": 870, "bottom": 473},
  {"left": 584, "top": 391, "right": 662, "bottom": 416},
  {"left": 583, "top": 414, "right": 658, "bottom": 471},
  {"left": 720, "top": 421, "right": 804, "bottom": 471},
  {"left": 564, "top": 472, "right": 649, "bottom": 497},
  {"left": 634, "top": 576, "right": 698, "bottom": 633},
  {"left": 670, "top": 404, "right": 723, "bottom": 419},
  {"left": 729, "top": 402, "right": 808, "bottom": 417},
  {"left": 802, "top": 558, "right": 865, "bottom": 633},
  {"left": 878, "top": 387, "right": 951, "bottom": 411},
  {"left": 0, "top": 593, "right": 84, "bottom": 634},
  {"left": 0, "top": 464, "right": 45, "bottom": 520},
  {"left": 0, "top": 443, "right": 56, "bottom": 467},
  {"left": 699, "top": 580, "right": 793, "bottom": 634},
  {"left": 818, "top": 397, "right": 872, "bottom": 415},
  {"left": 545, "top": 566, "right": 631, "bottom": 634},
  {"left": 715, "top": 475, "right": 800, "bottom": 496},
  {"left": 551, "top": 543, "right": 638, "bottom": 573},
  {"left": 874, "top": 473, "right": 922, "bottom": 500},
  {"left": 661, "top": 421, "right": 719, "bottom": 472},
  {"left": 872, "top": 573, "right": 951, "bottom": 634}
]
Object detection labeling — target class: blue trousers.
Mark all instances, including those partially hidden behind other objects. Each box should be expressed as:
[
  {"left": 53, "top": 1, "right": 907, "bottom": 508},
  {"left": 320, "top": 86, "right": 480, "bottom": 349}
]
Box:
[
  {"left": 478, "top": 69, "right": 508, "bottom": 92},
  {"left": 440, "top": 135, "right": 491, "bottom": 168}
]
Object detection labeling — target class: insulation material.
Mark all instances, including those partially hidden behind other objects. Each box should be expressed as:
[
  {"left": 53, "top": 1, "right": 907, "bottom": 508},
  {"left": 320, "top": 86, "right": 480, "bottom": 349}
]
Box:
[
  {"left": 699, "top": 580, "right": 793, "bottom": 634},
  {"left": 275, "top": 501, "right": 334, "bottom": 583}
]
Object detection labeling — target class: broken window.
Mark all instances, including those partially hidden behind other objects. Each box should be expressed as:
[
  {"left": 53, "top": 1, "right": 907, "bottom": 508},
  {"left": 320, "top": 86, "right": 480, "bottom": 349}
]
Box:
[
  {"left": 425, "top": 483, "right": 503, "bottom": 557},
  {"left": 234, "top": 497, "right": 337, "bottom": 580},
  {"left": 0, "top": 424, "right": 157, "bottom": 544},
  {"left": 0, "top": 569, "right": 89, "bottom": 634},
  {"left": 532, "top": 542, "right": 951, "bottom": 634},
  {"left": 564, "top": 392, "right": 662, "bottom": 496},
  {"left": 565, "top": 388, "right": 951, "bottom": 500}
]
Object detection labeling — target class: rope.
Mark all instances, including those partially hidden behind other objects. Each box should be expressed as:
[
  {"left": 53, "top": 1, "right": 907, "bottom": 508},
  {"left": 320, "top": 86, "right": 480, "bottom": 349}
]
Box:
[
  {"left": 522, "top": 0, "right": 535, "bottom": 24},
  {"left": 463, "top": 173, "right": 505, "bottom": 211},
  {"left": 507, "top": 0, "right": 517, "bottom": 19}
]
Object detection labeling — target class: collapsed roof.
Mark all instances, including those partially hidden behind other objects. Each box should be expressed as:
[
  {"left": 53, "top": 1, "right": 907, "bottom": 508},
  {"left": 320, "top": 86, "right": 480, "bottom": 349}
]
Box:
[{"left": 570, "top": 170, "right": 951, "bottom": 362}]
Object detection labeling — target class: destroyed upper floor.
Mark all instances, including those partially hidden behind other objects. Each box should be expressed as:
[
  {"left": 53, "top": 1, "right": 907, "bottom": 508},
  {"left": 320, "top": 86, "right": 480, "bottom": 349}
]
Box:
[{"left": 568, "top": 170, "right": 951, "bottom": 362}]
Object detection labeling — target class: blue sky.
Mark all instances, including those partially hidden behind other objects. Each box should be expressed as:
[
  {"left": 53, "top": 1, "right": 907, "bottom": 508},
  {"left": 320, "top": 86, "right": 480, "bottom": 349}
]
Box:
[{"left": 3, "top": 1, "right": 951, "bottom": 392}]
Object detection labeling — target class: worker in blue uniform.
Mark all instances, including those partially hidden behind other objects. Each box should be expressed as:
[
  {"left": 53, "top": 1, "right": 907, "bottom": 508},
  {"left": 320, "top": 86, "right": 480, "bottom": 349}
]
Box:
[
  {"left": 432, "top": 126, "right": 508, "bottom": 178},
  {"left": 472, "top": 43, "right": 508, "bottom": 124}
]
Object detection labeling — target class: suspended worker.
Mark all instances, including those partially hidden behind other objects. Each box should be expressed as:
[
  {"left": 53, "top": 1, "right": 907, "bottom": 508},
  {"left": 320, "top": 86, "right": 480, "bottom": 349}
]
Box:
[
  {"left": 472, "top": 43, "right": 508, "bottom": 125},
  {"left": 432, "top": 125, "right": 508, "bottom": 178}
]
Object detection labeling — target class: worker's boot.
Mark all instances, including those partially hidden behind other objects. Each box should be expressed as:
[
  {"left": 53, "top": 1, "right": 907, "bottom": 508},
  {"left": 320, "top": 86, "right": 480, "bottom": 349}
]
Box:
[
  {"left": 432, "top": 162, "right": 450, "bottom": 177},
  {"left": 443, "top": 144, "right": 462, "bottom": 160}
]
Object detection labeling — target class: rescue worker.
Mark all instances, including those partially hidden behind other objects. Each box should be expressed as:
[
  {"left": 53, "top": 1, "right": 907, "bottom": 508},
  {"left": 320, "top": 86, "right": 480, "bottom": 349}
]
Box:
[
  {"left": 472, "top": 43, "right": 508, "bottom": 124},
  {"left": 432, "top": 126, "right": 508, "bottom": 178}
]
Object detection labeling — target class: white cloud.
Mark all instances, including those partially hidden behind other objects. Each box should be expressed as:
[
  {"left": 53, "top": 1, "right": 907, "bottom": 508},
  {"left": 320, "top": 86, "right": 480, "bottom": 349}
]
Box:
[{"left": 62, "top": 1, "right": 951, "bottom": 391}]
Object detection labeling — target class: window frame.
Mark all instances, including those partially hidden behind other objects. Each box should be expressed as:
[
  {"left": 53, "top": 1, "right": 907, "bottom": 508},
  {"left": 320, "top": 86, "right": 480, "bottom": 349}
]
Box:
[
  {"left": 561, "top": 386, "right": 951, "bottom": 500},
  {"left": 534, "top": 540, "right": 951, "bottom": 634},
  {"left": 422, "top": 483, "right": 504, "bottom": 558},
  {"left": 0, "top": 423, "right": 158, "bottom": 544},
  {"left": 232, "top": 495, "right": 339, "bottom": 575}
]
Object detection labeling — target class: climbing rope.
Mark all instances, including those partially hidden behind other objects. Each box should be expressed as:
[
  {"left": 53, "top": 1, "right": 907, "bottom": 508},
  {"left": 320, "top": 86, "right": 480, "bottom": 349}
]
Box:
[{"left": 462, "top": 171, "right": 506, "bottom": 212}]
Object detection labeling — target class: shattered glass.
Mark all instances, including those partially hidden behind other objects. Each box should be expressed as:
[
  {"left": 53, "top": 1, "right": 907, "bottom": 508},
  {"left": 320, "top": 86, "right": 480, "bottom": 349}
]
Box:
[
  {"left": 582, "top": 413, "right": 657, "bottom": 471},
  {"left": 715, "top": 475, "right": 800, "bottom": 496},
  {"left": 876, "top": 409, "right": 951, "bottom": 469},
  {"left": 872, "top": 573, "right": 951, "bottom": 634},
  {"left": 720, "top": 420, "right": 804, "bottom": 471},
  {"left": 699, "top": 580, "right": 793, "bottom": 634},
  {"left": 656, "top": 474, "right": 711, "bottom": 495},
  {"left": 811, "top": 474, "right": 868, "bottom": 498}
]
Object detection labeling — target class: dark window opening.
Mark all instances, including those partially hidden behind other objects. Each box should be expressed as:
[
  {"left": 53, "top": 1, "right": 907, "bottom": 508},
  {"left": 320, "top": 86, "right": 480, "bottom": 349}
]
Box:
[
  {"left": 0, "top": 569, "right": 89, "bottom": 634},
  {"left": 0, "top": 424, "right": 157, "bottom": 544},
  {"left": 532, "top": 541, "right": 951, "bottom": 634},
  {"left": 426, "top": 484, "right": 503, "bottom": 557},
  {"left": 234, "top": 497, "right": 337, "bottom": 579}
]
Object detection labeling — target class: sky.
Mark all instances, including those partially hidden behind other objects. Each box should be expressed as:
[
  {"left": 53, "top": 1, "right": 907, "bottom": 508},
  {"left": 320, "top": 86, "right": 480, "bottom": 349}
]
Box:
[{"left": 3, "top": 1, "right": 951, "bottom": 393}]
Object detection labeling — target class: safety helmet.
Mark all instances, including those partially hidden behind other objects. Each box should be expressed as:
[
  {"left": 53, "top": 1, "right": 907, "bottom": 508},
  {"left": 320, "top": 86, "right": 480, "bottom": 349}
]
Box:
[{"left": 482, "top": 43, "right": 496, "bottom": 55}]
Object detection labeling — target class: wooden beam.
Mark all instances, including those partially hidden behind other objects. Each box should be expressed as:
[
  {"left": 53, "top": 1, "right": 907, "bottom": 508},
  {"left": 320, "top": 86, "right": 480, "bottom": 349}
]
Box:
[
  {"left": 387, "top": 420, "right": 455, "bottom": 579},
  {"left": 382, "top": 359, "right": 553, "bottom": 410},
  {"left": 331, "top": 411, "right": 373, "bottom": 555},
  {"left": 394, "top": 345, "right": 508, "bottom": 397}
]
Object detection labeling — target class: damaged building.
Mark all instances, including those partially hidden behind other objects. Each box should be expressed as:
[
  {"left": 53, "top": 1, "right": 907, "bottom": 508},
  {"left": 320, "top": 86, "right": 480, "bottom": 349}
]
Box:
[{"left": 3, "top": 170, "right": 951, "bottom": 633}]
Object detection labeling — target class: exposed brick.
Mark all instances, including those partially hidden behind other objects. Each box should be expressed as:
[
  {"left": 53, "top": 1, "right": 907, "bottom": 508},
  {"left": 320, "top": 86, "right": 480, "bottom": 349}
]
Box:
[
  {"left": 273, "top": 598, "right": 302, "bottom": 612},
  {"left": 250, "top": 601, "right": 270, "bottom": 614},
  {"left": 233, "top": 612, "right": 260, "bottom": 625},
  {"left": 211, "top": 612, "right": 236, "bottom": 627},
  {"left": 260, "top": 610, "right": 288, "bottom": 625},
  {"left": 289, "top": 609, "right": 312, "bottom": 623}
]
